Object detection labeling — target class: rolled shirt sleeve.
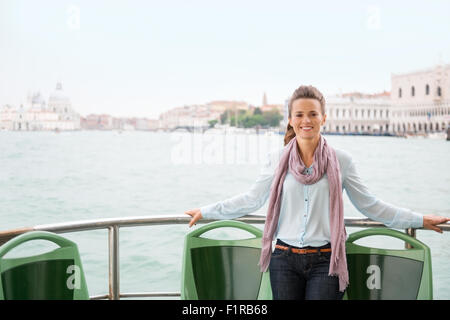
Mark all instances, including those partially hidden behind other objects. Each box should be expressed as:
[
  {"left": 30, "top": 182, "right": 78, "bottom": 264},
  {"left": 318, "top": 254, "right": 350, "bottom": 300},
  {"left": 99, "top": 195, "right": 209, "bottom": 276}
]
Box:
[{"left": 343, "top": 159, "right": 424, "bottom": 229}]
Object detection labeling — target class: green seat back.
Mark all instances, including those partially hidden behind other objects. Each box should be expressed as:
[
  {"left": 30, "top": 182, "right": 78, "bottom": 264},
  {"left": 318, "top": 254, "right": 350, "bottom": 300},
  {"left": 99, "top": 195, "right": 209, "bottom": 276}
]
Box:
[
  {"left": 0, "top": 231, "right": 89, "bottom": 300},
  {"left": 344, "top": 228, "right": 432, "bottom": 300},
  {"left": 181, "top": 220, "right": 272, "bottom": 300}
]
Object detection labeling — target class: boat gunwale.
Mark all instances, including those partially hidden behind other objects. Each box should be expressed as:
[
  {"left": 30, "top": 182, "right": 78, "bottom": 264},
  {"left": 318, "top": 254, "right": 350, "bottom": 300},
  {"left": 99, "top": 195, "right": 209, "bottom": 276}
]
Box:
[{"left": 0, "top": 214, "right": 448, "bottom": 300}]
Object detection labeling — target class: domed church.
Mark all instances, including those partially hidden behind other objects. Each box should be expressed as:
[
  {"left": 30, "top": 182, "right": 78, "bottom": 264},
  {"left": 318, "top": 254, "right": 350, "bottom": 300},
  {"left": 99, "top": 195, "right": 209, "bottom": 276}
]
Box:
[{"left": 47, "top": 82, "right": 80, "bottom": 127}]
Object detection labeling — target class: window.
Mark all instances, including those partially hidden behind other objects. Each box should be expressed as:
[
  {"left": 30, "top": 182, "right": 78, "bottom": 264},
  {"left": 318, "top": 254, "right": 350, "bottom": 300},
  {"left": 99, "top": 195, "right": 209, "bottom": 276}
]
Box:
[
  {"left": 411, "top": 86, "right": 415, "bottom": 97},
  {"left": 398, "top": 88, "right": 402, "bottom": 98},
  {"left": 426, "top": 84, "right": 430, "bottom": 95},
  {"left": 437, "top": 86, "right": 442, "bottom": 96}
]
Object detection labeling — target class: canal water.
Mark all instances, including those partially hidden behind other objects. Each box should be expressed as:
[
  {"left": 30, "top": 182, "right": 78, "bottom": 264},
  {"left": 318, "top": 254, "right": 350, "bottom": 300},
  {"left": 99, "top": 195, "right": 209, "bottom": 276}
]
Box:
[{"left": 1, "top": 131, "right": 449, "bottom": 298}]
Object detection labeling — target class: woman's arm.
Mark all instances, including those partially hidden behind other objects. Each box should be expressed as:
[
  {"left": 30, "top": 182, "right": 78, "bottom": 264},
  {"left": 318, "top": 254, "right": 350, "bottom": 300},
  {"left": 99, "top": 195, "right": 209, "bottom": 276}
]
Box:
[
  {"left": 185, "top": 149, "right": 280, "bottom": 227},
  {"left": 343, "top": 158, "right": 423, "bottom": 229},
  {"left": 343, "top": 158, "right": 450, "bottom": 232}
]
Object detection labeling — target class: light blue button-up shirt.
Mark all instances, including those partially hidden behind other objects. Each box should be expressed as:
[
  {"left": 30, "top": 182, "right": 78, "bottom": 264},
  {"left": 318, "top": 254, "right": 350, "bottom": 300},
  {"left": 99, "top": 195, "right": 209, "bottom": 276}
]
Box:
[{"left": 200, "top": 146, "right": 424, "bottom": 248}]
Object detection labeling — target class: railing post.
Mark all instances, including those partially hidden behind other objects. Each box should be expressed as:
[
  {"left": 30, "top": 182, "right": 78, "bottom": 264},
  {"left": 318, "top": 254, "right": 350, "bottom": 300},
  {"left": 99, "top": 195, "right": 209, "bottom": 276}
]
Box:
[
  {"left": 108, "top": 225, "right": 120, "bottom": 300},
  {"left": 405, "top": 228, "right": 416, "bottom": 249}
]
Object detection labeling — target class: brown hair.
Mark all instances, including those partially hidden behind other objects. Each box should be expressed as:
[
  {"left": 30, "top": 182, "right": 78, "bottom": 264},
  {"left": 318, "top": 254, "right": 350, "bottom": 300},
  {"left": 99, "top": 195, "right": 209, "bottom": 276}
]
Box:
[{"left": 284, "top": 85, "right": 326, "bottom": 145}]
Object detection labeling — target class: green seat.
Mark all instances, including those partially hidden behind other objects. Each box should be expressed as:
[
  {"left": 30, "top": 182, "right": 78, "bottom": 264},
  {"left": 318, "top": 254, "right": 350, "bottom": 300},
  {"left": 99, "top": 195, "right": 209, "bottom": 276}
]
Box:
[
  {"left": 0, "top": 231, "right": 89, "bottom": 300},
  {"left": 181, "top": 220, "right": 272, "bottom": 300},
  {"left": 344, "top": 228, "right": 432, "bottom": 300}
]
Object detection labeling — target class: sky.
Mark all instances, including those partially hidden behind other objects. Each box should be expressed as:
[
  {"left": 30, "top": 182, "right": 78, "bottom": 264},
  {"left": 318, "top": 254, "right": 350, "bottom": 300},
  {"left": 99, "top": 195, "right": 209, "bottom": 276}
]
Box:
[{"left": 1, "top": 0, "right": 450, "bottom": 119}]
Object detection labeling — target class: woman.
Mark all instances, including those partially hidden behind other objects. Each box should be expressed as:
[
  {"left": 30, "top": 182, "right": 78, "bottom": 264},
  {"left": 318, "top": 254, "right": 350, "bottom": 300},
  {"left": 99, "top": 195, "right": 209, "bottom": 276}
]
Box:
[{"left": 185, "top": 85, "right": 449, "bottom": 300}]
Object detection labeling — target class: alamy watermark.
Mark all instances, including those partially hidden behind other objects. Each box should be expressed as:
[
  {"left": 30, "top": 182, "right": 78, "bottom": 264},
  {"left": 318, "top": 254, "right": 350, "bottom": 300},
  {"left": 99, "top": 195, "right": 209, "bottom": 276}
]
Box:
[
  {"left": 366, "top": 5, "right": 381, "bottom": 31},
  {"left": 67, "top": 5, "right": 81, "bottom": 31},
  {"left": 170, "top": 125, "right": 284, "bottom": 166}
]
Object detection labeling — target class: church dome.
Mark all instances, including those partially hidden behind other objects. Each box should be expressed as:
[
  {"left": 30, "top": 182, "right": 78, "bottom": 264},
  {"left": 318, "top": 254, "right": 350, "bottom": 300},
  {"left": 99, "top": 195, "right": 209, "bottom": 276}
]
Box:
[
  {"left": 48, "top": 82, "right": 71, "bottom": 105},
  {"left": 31, "top": 92, "right": 45, "bottom": 105}
]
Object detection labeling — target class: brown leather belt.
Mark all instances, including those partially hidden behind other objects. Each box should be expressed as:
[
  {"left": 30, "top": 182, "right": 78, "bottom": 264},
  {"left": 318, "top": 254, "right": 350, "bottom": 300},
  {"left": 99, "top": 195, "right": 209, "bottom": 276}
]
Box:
[{"left": 275, "top": 244, "right": 332, "bottom": 255}]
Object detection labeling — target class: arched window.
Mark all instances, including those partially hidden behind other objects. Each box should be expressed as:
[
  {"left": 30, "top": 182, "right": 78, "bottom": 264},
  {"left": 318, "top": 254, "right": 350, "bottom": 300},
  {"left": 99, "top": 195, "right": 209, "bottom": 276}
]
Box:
[
  {"left": 398, "top": 88, "right": 402, "bottom": 98},
  {"left": 437, "top": 86, "right": 442, "bottom": 96},
  {"left": 425, "top": 84, "right": 430, "bottom": 95},
  {"left": 411, "top": 86, "right": 415, "bottom": 97}
]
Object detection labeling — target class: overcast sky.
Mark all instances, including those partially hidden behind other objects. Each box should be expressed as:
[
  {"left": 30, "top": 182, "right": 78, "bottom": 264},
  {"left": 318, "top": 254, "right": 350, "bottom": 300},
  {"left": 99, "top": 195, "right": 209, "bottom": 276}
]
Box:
[{"left": 1, "top": 0, "right": 449, "bottom": 118}]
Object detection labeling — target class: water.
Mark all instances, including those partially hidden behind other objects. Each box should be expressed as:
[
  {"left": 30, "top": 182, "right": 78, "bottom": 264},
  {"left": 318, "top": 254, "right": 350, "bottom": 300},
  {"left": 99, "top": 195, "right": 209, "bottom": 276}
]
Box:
[{"left": 0, "top": 131, "right": 449, "bottom": 299}]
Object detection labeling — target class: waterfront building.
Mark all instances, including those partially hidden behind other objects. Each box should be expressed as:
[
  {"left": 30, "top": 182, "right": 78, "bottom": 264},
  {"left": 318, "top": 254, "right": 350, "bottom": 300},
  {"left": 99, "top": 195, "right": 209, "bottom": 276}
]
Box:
[
  {"left": 390, "top": 63, "right": 450, "bottom": 134},
  {"left": 0, "top": 82, "right": 81, "bottom": 131},
  {"left": 0, "top": 105, "right": 16, "bottom": 130},
  {"left": 159, "top": 102, "right": 244, "bottom": 130},
  {"left": 324, "top": 93, "right": 391, "bottom": 134},
  {"left": 81, "top": 114, "right": 113, "bottom": 130},
  {"left": 47, "top": 82, "right": 81, "bottom": 130}
]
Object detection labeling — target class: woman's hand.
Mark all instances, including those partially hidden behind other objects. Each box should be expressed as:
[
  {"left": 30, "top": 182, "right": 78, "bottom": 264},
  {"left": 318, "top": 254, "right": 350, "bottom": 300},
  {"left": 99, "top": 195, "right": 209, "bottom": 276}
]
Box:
[
  {"left": 185, "top": 208, "right": 203, "bottom": 228},
  {"left": 423, "top": 214, "right": 450, "bottom": 233}
]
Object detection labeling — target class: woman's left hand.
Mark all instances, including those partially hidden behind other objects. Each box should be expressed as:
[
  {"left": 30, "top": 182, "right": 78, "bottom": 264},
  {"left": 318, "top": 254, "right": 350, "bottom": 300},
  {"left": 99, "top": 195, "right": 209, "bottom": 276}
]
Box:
[{"left": 423, "top": 214, "right": 450, "bottom": 233}]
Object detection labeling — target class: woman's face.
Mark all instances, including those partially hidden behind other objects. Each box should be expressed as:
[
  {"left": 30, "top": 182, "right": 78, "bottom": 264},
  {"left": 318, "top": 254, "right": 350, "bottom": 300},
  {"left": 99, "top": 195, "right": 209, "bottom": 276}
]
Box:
[{"left": 289, "top": 98, "right": 326, "bottom": 141}]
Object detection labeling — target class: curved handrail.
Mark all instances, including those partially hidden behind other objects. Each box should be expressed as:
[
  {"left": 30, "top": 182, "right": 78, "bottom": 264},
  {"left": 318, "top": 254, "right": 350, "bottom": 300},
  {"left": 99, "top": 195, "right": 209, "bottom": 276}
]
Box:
[
  {"left": 187, "top": 220, "right": 262, "bottom": 238},
  {"left": 3, "top": 214, "right": 448, "bottom": 243},
  {"left": 0, "top": 214, "right": 448, "bottom": 300},
  {"left": 346, "top": 227, "right": 428, "bottom": 250},
  {"left": 0, "top": 231, "right": 77, "bottom": 258}
]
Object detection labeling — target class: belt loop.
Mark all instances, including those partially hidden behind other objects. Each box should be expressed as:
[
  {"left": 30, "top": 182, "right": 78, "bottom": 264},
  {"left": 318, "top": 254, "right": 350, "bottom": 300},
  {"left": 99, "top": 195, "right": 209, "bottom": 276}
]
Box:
[{"left": 287, "top": 244, "right": 292, "bottom": 256}]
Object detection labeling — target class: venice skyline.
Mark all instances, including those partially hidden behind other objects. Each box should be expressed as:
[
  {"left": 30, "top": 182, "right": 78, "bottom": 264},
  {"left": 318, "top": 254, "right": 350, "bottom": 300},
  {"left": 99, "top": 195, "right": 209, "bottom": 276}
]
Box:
[{"left": 1, "top": 0, "right": 450, "bottom": 119}]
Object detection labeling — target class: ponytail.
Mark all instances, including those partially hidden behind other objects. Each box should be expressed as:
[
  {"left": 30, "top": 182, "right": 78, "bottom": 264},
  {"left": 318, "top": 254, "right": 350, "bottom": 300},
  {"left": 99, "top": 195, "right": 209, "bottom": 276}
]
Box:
[{"left": 284, "top": 123, "right": 296, "bottom": 146}]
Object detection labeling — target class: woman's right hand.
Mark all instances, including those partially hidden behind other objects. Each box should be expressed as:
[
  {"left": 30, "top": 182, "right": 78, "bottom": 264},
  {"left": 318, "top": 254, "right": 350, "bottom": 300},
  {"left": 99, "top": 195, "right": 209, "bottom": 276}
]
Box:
[{"left": 185, "top": 208, "right": 203, "bottom": 228}]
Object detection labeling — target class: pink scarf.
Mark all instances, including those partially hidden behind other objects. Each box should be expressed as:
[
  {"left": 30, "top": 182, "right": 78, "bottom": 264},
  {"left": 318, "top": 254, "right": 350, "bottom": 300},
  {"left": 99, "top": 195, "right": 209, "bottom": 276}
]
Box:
[{"left": 258, "top": 135, "right": 349, "bottom": 292}]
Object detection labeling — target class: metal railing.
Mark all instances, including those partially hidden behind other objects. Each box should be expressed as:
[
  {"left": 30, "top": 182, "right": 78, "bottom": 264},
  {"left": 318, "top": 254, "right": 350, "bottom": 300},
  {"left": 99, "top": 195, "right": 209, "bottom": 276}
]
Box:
[{"left": 0, "top": 214, "right": 448, "bottom": 300}]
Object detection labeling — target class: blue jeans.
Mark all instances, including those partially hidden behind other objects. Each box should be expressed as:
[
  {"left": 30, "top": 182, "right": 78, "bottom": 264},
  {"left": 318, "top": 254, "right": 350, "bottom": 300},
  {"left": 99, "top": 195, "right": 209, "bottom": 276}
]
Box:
[{"left": 269, "top": 240, "right": 345, "bottom": 300}]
